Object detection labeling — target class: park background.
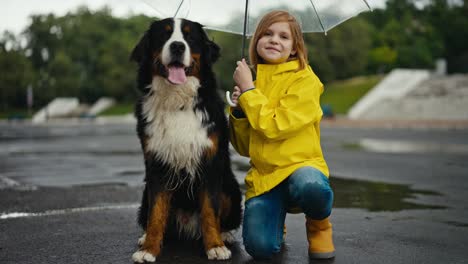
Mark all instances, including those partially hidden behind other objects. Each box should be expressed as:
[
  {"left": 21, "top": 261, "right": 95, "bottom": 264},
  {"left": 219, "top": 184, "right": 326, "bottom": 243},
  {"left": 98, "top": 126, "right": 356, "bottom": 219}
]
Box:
[
  {"left": 2, "top": 2, "right": 468, "bottom": 263},
  {"left": 1, "top": 0, "right": 467, "bottom": 118}
]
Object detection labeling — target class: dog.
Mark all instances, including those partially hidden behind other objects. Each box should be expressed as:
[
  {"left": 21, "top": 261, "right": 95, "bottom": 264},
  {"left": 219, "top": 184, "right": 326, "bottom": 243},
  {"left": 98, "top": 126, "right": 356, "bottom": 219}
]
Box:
[{"left": 130, "top": 18, "right": 242, "bottom": 263}]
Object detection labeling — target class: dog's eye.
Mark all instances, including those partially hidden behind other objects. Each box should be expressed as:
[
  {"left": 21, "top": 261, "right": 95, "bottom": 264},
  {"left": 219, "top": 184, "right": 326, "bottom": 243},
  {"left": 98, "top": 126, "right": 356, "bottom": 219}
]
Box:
[{"left": 164, "top": 24, "right": 172, "bottom": 32}]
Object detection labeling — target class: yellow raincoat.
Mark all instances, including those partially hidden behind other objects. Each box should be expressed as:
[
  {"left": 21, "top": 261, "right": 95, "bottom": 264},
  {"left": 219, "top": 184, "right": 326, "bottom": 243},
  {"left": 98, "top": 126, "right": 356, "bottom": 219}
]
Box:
[{"left": 229, "top": 60, "right": 329, "bottom": 201}]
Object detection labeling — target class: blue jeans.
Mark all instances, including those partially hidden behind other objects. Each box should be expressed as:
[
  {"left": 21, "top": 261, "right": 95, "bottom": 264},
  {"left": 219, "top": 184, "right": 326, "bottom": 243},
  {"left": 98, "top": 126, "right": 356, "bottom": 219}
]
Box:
[{"left": 242, "top": 166, "right": 333, "bottom": 259}]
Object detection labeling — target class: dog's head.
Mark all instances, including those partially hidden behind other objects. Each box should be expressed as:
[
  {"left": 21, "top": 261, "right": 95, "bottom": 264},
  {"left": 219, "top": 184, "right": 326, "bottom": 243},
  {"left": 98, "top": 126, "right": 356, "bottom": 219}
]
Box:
[{"left": 131, "top": 18, "right": 220, "bottom": 88}]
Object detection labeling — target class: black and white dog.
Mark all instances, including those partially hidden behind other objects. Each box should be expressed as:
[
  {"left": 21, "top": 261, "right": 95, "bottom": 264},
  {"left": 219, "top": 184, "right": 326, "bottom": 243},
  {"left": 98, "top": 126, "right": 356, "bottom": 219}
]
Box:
[{"left": 130, "top": 18, "right": 242, "bottom": 263}]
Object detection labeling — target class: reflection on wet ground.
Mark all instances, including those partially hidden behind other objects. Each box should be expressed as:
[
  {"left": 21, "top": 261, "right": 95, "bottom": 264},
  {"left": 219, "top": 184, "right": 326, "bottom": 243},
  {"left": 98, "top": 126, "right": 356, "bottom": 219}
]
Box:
[
  {"left": 442, "top": 221, "right": 468, "bottom": 228},
  {"left": 2, "top": 123, "right": 468, "bottom": 263},
  {"left": 232, "top": 161, "right": 445, "bottom": 212},
  {"left": 2, "top": 151, "right": 445, "bottom": 213},
  {"left": 236, "top": 175, "right": 445, "bottom": 212},
  {"left": 330, "top": 176, "right": 445, "bottom": 211},
  {"left": 0, "top": 123, "right": 451, "bottom": 214}
]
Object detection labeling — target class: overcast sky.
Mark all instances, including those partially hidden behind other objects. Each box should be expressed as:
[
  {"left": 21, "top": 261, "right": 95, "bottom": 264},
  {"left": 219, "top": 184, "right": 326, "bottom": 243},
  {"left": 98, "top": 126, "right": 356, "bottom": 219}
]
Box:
[
  {"left": 1, "top": 0, "right": 387, "bottom": 35},
  {"left": 1, "top": 0, "right": 156, "bottom": 34}
]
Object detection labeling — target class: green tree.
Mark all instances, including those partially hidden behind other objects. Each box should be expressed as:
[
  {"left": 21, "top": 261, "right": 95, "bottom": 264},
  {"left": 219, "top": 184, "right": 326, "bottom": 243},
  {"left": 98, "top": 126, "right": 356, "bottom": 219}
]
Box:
[
  {"left": 305, "top": 17, "right": 372, "bottom": 82},
  {"left": 364, "top": 0, "right": 444, "bottom": 73},
  {"left": 368, "top": 45, "right": 398, "bottom": 73},
  {"left": 0, "top": 32, "right": 34, "bottom": 111},
  {"left": 207, "top": 30, "right": 243, "bottom": 92},
  {"left": 22, "top": 7, "right": 153, "bottom": 107},
  {"left": 426, "top": 0, "right": 468, "bottom": 72},
  {"left": 47, "top": 50, "right": 81, "bottom": 98}
]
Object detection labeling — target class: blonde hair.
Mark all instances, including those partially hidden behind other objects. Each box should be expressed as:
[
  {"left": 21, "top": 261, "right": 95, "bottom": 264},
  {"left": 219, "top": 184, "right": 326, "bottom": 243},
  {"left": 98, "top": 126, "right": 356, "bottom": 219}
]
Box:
[{"left": 249, "top": 10, "right": 308, "bottom": 70}]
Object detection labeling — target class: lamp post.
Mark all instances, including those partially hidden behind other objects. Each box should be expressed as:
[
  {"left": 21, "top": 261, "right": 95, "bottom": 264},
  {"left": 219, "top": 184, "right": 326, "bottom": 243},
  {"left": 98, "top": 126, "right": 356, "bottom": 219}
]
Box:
[{"left": 27, "top": 85, "right": 33, "bottom": 116}]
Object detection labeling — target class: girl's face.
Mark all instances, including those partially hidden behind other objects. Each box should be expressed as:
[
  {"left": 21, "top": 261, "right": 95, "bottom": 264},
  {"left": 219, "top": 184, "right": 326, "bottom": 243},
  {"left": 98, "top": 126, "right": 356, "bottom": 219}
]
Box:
[{"left": 256, "top": 21, "right": 296, "bottom": 64}]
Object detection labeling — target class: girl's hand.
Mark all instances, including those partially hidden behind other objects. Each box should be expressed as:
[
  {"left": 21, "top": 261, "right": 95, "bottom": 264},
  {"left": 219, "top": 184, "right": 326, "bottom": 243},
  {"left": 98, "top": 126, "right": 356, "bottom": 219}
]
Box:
[
  {"left": 231, "top": 86, "right": 241, "bottom": 105},
  {"left": 226, "top": 86, "right": 241, "bottom": 107},
  {"left": 233, "top": 58, "right": 254, "bottom": 92}
]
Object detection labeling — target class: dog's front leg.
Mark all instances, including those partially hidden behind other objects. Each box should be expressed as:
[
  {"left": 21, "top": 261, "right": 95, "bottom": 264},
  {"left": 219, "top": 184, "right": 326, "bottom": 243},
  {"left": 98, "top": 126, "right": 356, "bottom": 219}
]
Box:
[
  {"left": 200, "top": 191, "right": 231, "bottom": 260},
  {"left": 133, "top": 191, "right": 172, "bottom": 263}
]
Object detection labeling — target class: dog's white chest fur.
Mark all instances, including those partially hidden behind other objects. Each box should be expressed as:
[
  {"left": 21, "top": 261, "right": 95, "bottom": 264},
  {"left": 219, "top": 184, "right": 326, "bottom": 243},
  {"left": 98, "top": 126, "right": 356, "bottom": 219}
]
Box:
[{"left": 143, "top": 76, "right": 212, "bottom": 176}]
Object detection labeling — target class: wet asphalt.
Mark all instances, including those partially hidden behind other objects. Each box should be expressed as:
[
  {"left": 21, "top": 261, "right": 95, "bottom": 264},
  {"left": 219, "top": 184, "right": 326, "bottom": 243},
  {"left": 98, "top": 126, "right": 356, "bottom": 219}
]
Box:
[{"left": 1, "top": 120, "right": 468, "bottom": 264}]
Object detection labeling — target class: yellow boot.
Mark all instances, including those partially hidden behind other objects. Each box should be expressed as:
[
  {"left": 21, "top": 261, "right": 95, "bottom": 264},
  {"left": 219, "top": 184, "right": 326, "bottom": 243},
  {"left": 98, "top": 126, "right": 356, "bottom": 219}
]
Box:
[{"left": 306, "top": 217, "right": 335, "bottom": 259}]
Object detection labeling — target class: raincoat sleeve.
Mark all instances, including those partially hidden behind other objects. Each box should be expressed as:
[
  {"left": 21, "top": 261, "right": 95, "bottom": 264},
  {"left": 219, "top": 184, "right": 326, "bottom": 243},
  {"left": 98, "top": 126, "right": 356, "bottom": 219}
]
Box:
[
  {"left": 238, "top": 74, "right": 323, "bottom": 140},
  {"left": 229, "top": 107, "right": 251, "bottom": 157}
]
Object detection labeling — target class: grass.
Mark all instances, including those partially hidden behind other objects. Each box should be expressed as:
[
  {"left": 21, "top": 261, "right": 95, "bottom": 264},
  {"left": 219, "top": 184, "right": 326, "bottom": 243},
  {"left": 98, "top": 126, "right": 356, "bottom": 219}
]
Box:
[
  {"left": 321, "top": 75, "right": 383, "bottom": 114},
  {"left": 1, "top": 75, "right": 384, "bottom": 119},
  {"left": 99, "top": 103, "right": 134, "bottom": 116},
  {"left": 341, "top": 142, "right": 363, "bottom": 150},
  {"left": 0, "top": 109, "right": 33, "bottom": 120}
]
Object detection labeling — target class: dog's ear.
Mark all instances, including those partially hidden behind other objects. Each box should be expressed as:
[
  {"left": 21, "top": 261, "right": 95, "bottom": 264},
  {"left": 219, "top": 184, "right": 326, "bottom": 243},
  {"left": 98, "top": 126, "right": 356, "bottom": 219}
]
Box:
[
  {"left": 130, "top": 31, "right": 149, "bottom": 64},
  {"left": 206, "top": 39, "right": 220, "bottom": 64},
  {"left": 196, "top": 22, "right": 220, "bottom": 65}
]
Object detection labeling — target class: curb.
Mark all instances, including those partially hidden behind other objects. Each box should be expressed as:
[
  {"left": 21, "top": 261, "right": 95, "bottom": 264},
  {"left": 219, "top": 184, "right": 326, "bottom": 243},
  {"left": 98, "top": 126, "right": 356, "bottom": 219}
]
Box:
[{"left": 321, "top": 118, "right": 468, "bottom": 130}]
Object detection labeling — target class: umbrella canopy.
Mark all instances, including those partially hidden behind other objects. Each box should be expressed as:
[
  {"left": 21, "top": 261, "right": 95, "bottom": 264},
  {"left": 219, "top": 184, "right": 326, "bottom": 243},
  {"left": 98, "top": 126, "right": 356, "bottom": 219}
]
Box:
[
  {"left": 140, "top": 0, "right": 373, "bottom": 107},
  {"left": 141, "top": 0, "right": 373, "bottom": 36}
]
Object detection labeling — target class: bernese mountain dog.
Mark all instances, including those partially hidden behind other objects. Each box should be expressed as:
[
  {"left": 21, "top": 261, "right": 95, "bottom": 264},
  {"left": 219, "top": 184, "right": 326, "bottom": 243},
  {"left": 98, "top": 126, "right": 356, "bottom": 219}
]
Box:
[{"left": 130, "top": 18, "right": 242, "bottom": 263}]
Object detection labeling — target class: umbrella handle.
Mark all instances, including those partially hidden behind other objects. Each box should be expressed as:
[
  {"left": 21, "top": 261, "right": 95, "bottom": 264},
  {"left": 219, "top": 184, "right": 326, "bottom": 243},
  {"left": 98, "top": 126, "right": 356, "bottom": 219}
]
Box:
[{"left": 226, "top": 91, "right": 237, "bottom": 107}]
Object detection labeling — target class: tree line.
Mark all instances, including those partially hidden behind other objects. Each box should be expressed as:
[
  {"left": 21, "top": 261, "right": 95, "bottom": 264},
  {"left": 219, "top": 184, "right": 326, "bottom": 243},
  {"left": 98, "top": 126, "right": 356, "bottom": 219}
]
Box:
[{"left": 1, "top": 0, "right": 467, "bottom": 111}]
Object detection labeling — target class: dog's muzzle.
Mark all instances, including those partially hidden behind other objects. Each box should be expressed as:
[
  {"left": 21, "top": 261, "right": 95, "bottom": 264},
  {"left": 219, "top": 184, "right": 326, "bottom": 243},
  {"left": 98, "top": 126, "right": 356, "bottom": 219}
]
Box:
[{"left": 165, "top": 41, "right": 192, "bottom": 85}]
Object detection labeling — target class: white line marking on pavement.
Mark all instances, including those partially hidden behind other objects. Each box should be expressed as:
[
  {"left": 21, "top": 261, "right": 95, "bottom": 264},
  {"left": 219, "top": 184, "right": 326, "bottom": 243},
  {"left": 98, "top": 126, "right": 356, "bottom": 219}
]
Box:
[{"left": 0, "top": 204, "right": 139, "bottom": 220}]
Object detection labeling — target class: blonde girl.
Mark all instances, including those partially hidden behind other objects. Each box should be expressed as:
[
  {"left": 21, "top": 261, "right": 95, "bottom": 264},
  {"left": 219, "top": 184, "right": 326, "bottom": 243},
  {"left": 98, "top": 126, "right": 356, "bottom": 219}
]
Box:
[{"left": 229, "top": 10, "right": 335, "bottom": 259}]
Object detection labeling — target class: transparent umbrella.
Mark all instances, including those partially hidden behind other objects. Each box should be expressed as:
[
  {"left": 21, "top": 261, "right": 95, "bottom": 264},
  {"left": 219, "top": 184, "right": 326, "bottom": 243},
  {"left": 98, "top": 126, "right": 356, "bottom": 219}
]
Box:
[
  {"left": 141, "top": 0, "right": 373, "bottom": 106},
  {"left": 141, "top": 0, "right": 373, "bottom": 52}
]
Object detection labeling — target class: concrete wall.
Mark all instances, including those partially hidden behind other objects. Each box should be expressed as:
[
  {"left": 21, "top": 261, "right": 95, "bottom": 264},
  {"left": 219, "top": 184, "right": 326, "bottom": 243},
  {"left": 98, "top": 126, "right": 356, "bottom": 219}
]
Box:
[
  {"left": 348, "top": 69, "right": 431, "bottom": 119},
  {"left": 32, "top": 98, "right": 79, "bottom": 123},
  {"left": 87, "top": 97, "right": 115, "bottom": 116},
  {"left": 348, "top": 69, "right": 468, "bottom": 120}
]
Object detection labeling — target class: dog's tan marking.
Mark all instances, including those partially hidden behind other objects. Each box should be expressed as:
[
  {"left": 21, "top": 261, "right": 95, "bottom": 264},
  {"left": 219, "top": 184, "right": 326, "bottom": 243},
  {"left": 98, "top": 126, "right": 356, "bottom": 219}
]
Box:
[
  {"left": 164, "top": 24, "right": 172, "bottom": 32},
  {"left": 142, "top": 191, "right": 172, "bottom": 257},
  {"left": 191, "top": 53, "right": 200, "bottom": 60},
  {"left": 142, "top": 136, "right": 151, "bottom": 160},
  {"left": 152, "top": 51, "right": 160, "bottom": 60},
  {"left": 206, "top": 133, "right": 219, "bottom": 159},
  {"left": 200, "top": 191, "right": 224, "bottom": 251},
  {"left": 190, "top": 53, "right": 201, "bottom": 78},
  {"left": 183, "top": 25, "right": 191, "bottom": 33}
]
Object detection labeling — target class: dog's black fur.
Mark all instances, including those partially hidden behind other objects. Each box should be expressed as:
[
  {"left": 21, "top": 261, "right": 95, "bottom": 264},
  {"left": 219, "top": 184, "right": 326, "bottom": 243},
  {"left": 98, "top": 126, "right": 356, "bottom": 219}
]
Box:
[{"left": 130, "top": 18, "right": 242, "bottom": 260}]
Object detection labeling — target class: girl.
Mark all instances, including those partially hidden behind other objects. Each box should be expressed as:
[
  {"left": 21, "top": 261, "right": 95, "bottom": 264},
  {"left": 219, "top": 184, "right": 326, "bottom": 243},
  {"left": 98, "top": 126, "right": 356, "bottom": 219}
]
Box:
[{"left": 229, "top": 10, "right": 335, "bottom": 259}]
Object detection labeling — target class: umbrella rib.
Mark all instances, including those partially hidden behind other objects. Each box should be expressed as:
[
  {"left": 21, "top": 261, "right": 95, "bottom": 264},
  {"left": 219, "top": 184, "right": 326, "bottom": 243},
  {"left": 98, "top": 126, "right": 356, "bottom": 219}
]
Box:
[
  {"left": 241, "top": 0, "right": 249, "bottom": 58},
  {"left": 308, "top": 0, "right": 326, "bottom": 34},
  {"left": 362, "top": 0, "right": 373, "bottom": 11},
  {"left": 173, "top": 0, "right": 185, "bottom": 17}
]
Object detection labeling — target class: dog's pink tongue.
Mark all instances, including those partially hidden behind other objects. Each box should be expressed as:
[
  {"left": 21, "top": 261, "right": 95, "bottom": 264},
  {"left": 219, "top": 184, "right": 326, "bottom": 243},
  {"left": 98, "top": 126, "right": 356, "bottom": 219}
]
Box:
[{"left": 168, "top": 66, "right": 187, "bottom": 84}]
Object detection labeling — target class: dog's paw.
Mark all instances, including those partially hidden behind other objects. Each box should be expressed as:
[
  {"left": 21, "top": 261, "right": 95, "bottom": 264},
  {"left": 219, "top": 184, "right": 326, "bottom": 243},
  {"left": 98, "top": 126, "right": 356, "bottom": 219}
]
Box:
[
  {"left": 137, "top": 233, "right": 146, "bottom": 246},
  {"left": 221, "top": 231, "right": 236, "bottom": 244},
  {"left": 132, "top": 250, "right": 156, "bottom": 263},
  {"left": 206, "top": 246, "right": 231, "bottom": 260}
]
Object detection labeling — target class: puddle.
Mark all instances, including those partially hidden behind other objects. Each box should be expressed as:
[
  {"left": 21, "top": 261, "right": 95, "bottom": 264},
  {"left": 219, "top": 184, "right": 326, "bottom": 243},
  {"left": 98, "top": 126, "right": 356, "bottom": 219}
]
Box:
[
  {"left": 330, "top": 176, "right": 446, "bottom": 211},
  {"left": 235, "top": 169, "right": 445, "bottom": 212},
  {"left": 234, "top": 157, "right": 446, "bottom": 212},
  {"left": 116, "top": 169, "right": 144, "bottom": 177},
  {"left": 441, "top": 221, "right": 468, "bottom": 228}
]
